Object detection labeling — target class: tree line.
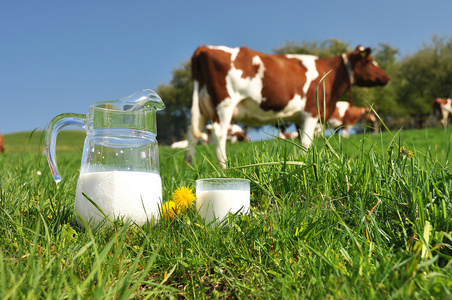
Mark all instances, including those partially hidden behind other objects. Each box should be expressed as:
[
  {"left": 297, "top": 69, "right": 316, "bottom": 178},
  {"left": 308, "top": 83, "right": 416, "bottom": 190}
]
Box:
[{"left": 156, "top": 35, "right": 452, "bottom": 145}]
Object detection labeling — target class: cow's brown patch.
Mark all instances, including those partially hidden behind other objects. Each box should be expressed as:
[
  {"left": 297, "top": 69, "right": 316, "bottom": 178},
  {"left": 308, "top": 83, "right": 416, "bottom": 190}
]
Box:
[
  {"left": 192, "top": 46, "right": 232, "bottom": 109},
  {"left": 343, "top": 106, "right": 366, "bottom": 125},
  {"left": 301, "top": 57, "right": 349, "bottom": 121},
  {"left": 260, "top": 56, "right": 307, "bottom": 111},
  {"left": 234, "top": 47, "right": 260, "bottom": 79}
]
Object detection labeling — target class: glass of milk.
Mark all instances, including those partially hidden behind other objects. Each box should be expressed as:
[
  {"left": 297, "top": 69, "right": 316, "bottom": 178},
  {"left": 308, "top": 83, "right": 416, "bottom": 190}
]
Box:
[
  {"left": 196, "top": 178, "right": 250, "bottom": 224},
  {"left": 45, "top": 90, "right": 165, "bottom": 229}
]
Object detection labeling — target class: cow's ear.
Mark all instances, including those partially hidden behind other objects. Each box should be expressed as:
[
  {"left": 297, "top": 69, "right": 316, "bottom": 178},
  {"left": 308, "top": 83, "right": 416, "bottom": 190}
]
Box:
[
  {"left": 355, "top": 45, "right": 365, "bottom": 52},
  {"left": 355, "top": 46, "right": 371, "bottom": 58}
]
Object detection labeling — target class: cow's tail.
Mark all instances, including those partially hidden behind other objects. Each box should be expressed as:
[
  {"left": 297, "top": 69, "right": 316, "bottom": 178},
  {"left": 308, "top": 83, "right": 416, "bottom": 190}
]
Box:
[
  {"left": 189, "top": 80, "right": 205, "bottom": 140},
  {"left": 189, "top": 47, "right": 209, "bottom": 140}
]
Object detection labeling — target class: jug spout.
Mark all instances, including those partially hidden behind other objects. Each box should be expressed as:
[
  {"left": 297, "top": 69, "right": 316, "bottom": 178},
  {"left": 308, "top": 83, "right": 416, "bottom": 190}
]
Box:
[
  {"left": 120, "top": 89, "right": 165, "bottom": 112},
  {"left": 86, "top": 89, "right": 165, "bottom": 135}
]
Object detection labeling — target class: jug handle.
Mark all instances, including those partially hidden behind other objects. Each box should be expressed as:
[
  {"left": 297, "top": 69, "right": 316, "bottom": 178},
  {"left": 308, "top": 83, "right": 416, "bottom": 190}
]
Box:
[{"left": 45, "top": 113, "right": 86, "bottom": 183}]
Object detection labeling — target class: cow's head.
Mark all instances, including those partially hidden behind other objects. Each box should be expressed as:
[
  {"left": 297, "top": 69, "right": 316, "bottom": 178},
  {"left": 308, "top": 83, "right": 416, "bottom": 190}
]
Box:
[{"left": 348, "top": 46, "right": 390, "bottom": 87}]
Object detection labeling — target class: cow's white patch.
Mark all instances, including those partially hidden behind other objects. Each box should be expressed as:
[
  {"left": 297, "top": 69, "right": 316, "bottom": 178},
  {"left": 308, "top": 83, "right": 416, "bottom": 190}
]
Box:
[
  {"left": 208, "top": 45, "right": 238, "bottom": 55},
  {"left": 207, "top": 45, "right": 241, "bottom": 64},
  {"left": 285, "top": 54, "right": 319, "bottom": 96},
  {"left": 220, "top": 53, "right": 267, "bottom": 107},
  {"left": 439, "top": 99, "right": 452, "bottom": 126},
  {"left": 285, "top": 54, "right": 318, "bottom": 61},
  {"left": 327, "top": 118, "right": 342, "bottom": 129},
  {"left": 442, "top": 99, "right": 452, "bottom": 113},
  {"left": 251, "top": 55, "right": 266, "bottom": 81},
  {"left": 300, "top": 114, "right": 318, "bottom": 149},
  {"left": 335, "top": 101, "right": 350, "bottom": 118}
]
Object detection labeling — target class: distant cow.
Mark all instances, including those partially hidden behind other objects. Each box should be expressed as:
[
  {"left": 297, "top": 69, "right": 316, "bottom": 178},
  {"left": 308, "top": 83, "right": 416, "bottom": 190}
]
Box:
[
  {"left": 172, "top": 124, "right": 246, "bottom": 149},
  {"left": 431, "top": 98, "right": 452, "bottom": 126},
  {"left": 279, "top": 102, "right": 377, "bottom": 139},
  {"left": 279, "top": 130, "right": 300, "bottom": 140},
  {"left": 318, "top": 101, "right": 377, "bottom": 137},
  {"left": 205, "top": 124, "right": 248, "bottom": 143},
  {"left": 0, "top": 132, "right": 4, "bottom": 153},
  {"left": 187, "top": 45, "right": 390, "bottom": 168}
]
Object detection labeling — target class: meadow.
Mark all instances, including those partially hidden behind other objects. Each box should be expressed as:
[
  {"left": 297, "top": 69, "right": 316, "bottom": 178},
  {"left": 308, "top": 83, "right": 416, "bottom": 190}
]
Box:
[{"left": 0, "top": 126, "right": 451, "bottom": 299}]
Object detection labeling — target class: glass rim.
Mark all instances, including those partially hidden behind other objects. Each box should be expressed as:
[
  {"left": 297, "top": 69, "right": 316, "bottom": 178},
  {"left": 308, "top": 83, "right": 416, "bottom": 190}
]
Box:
[{"left": 196, "top": 178, "right": 250, "bottom": 183}]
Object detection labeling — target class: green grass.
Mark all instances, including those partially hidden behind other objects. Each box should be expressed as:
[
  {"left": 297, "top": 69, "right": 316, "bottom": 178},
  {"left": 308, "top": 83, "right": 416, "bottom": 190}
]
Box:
[{"left": 0, "top": 127, "right": 451, "bottom": 298}]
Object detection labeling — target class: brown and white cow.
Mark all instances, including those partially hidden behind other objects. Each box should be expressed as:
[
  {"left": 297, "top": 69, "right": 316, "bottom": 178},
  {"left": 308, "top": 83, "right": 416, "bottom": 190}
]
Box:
[
  {"left": 431, "top": 98, "right": 452, "bottom": 126},
  {"left": 187, "top": 45, "right": 390, "bottom": 168},
  {"left": 318, "top": 101, "right": 378, "bottom": 137}
]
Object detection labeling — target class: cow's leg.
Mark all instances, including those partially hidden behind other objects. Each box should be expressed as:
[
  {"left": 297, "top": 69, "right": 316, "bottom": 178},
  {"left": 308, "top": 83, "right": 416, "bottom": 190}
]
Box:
[
  {"left": 314, "top": 123, "right": 323, "bottom": 137},
  {"left": 372, "top": 119, "right": 379, "bottom": 133},
  {"left": 209, "top": 122, "right": 227, "bottom": 169},
  {"left": 442, "top": 109, "right": 449, "bottom": 126},
  {"left": 341, "top": 126, "right": 350, "bottom": 138},
  {"left": 430, "top": 110, "right": 437, "bottom": 127},
  {"left": 212, "top": 103, "right": 236, "bottom": 169},
  {"left": 300, "top": 115, "right": 319, "bottom": 149}
]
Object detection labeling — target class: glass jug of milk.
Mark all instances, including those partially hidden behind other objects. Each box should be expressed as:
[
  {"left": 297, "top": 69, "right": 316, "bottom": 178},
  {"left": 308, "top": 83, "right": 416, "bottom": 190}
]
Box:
[{"left": 45, "top": 89, "right": 165, "bottom": 228}]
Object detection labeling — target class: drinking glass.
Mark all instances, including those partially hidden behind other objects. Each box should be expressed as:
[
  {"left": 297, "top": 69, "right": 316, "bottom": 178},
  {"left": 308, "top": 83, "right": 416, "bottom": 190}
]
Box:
[{"left": 196, "top": 178, "right": 250, "bottom": 224}]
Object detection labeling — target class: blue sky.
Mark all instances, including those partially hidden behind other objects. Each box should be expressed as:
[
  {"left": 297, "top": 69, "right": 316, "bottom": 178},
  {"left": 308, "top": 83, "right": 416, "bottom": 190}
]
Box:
[{"left": 1, "top": 1, "right": 451, "bottom": 135}]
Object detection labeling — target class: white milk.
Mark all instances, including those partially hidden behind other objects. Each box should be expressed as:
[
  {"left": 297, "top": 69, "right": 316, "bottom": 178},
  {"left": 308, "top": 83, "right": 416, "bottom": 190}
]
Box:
[
  {"left": 75, "top": 171, "right": 162, "bottom": 228},
  {"left": 196, "top": 190, "right": 250, "bottom": 224}
]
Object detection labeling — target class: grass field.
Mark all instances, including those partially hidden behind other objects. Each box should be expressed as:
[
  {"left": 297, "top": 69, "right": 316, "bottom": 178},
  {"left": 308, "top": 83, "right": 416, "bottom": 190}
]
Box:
[{"left": 1, "top": 126, "right": 452, "bottom": 298}]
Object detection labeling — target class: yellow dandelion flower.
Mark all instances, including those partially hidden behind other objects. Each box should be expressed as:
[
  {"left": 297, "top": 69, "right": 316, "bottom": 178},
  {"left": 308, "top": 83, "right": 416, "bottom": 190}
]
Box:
[
  {"left": 161, "top": 201, "right": 179, "bottom": 221},
  {"left": 172, "top": 186, "right": 196, "bottom": 210},
  {"left": 399, "top": 146, "right": 414, "bottom": 159}
]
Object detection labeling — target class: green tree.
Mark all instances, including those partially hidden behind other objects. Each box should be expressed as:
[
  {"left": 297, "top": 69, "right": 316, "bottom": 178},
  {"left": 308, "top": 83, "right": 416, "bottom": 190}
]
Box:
[
  {"left": 156, "top": 61, "right": 192, "bottom": 145},
  {"left": 273, "top": 38, "right": 350, "bottom": 57},
  {"left": 396, "top": 35, "right": 452, "bottom": 117}
]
